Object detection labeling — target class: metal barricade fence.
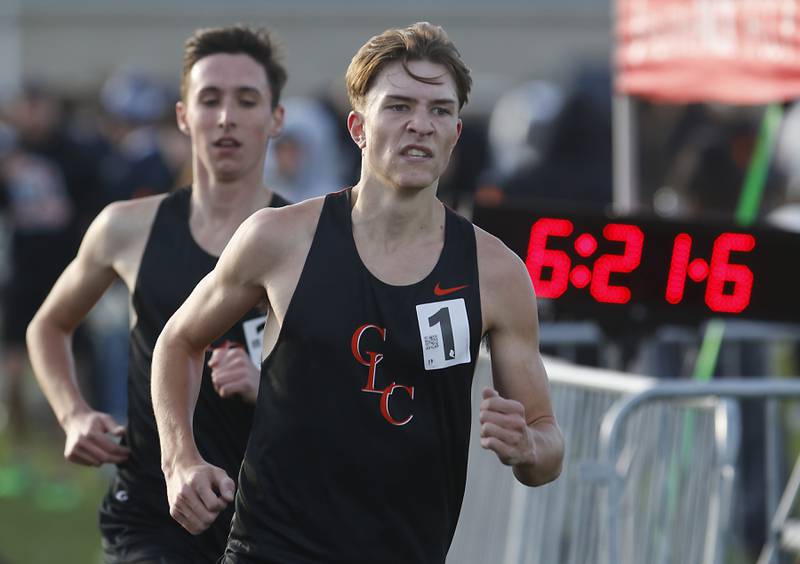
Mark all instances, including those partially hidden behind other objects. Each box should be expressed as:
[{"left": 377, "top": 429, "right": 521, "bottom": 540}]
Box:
[
  {"left": 600, "top": 379, "right": 800, "bottom": 564},
  {"left": 448, "top": 352, "right": 740, "bottom": 564}
]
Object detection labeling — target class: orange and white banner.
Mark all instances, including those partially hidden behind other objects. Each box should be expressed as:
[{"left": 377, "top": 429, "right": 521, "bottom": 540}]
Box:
[{"left": 616, "top": 0, "right": 800, "bottom": 104}]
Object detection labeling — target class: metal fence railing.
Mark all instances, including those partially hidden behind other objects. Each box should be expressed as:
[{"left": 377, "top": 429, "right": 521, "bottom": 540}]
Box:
[
  {"left": 598, "top": 379, "right": 800, "bottom": 564},
  {"left": 448, "top": 352, "right": 800, "bottom": 564}
]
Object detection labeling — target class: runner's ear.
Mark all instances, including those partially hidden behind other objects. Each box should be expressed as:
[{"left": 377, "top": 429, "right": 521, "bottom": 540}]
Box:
[
  {"left": 347, "top": 111, "right": 366, "bottom": 150},
  {"left": 176, "top": 100, "right": 189, "bottom": 135}
]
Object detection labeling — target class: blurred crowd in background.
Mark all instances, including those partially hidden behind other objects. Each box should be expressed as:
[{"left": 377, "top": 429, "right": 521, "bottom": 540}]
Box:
[
  {"left": 0, "top": 63, "right": 612, "bottom": 445},
  {"left": 2, "top": 53, "right": 800, "bottom": 562},
  {"left": 4, "top": 55, "right": 800, "bottom": 455}
]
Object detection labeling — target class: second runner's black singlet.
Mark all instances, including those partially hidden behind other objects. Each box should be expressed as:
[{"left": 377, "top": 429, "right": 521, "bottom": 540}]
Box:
[
  {"left": 226, "top": 188, "right": 482, "bottom": 563},
  {"left": 100, "top": 187, "right": 289, "bottom": 563}
]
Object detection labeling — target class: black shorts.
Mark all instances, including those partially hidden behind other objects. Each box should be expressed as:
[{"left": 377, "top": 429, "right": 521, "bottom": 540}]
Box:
[
  {"left": 101, "top": 532, "right": 200, "bottom": 564},
  {"left": 100, "top": 475, "right": 223, "bottom": 564},
  {"left": 103, "top": 552, "right": 193, "bottom": 564}
]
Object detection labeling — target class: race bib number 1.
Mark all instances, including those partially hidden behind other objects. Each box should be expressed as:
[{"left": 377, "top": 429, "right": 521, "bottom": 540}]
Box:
[{"left": 415, "top": 298, "right": 471, "bottom": 371}]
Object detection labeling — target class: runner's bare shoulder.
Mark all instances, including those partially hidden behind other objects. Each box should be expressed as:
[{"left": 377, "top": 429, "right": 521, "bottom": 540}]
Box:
[
  {"left": 234, "top": 196, "right": 326, "bottom": 264},
  {"left": 86, "top": 193, "right": 168, "bottom": 281}
]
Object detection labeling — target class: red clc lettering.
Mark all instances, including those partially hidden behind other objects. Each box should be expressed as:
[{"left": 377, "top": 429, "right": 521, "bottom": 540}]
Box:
[{"left": 350, "top": 324, "right": 415, "bottom": 426}]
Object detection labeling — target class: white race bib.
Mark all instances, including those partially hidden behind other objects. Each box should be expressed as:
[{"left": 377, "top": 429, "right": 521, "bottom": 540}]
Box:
[
  {"left": 242, "top": 314, "right": 268, "bottom": 368},
  {"left": 415, "top": 298, "right": 471, "bottom": 371}
]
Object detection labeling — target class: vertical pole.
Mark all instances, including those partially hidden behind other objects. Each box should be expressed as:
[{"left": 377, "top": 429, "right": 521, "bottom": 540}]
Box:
[
  {"left": 765, "top": 399, "right": 780, "bottom": 564},
  {"left": 612, "top": 93, "right": 639, "bottom": 214}
]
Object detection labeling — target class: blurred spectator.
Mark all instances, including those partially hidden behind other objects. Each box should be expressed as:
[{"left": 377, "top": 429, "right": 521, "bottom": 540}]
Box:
[
  {"left": 438, "top": 113, "right": 490, "bottom": 211},
  {"left": 653, "top": 104, "right": 768, "bottom": 220},
  {"left": 316, "top": 80, "right": 363, "bottom": 189},
  {"left": 488, "top": 80, "right": 564, "bottom": 181},
  {"left": 476, "top": 66, "right": 613, "bottom": 209},
  {"left": 263, "top": 96, "right": 345, "bottom": 201},
  {"left": 97, "top": 68, "right": 175, "bottom": 203},
  {"left": 658, "top": 125, "right": 745, "bottom": 218},
  {"left": 0, "top": 81, "right": 100, "bottom": 449}
]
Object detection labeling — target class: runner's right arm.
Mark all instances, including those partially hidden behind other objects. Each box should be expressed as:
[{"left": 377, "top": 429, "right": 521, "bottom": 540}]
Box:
[
  {"left": 26, "top": 198, "right": 158, "bottom": 466},
  {"left": 153, "top": 207, "right": 283, "bottom": 534}
]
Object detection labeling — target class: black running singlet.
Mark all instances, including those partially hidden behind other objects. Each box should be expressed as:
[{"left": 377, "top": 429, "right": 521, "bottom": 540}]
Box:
[
  {"left": 99, "top": 187, "right": 290, "bottom": 562},
  {"left": 226, "top": 189, "right": 482, "bottom": 563}
]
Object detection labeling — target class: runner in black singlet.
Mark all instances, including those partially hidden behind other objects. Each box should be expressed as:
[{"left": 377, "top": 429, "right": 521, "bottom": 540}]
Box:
[
  {"left": 26, "top": 26, "right": 289, "bottom": 563},
  {"left": 98, "top": 186, "right": 288, "bottom": 563},
  {"left": 153, "top": 22, "right": 565, "bottom": 564},
  {"left": 223, "top": 187, "right": 481, "bottom": 562}
]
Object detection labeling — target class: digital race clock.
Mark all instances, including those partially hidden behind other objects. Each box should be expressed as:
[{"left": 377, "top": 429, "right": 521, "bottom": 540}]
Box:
[{"left": 472, "top": 205, "right": 800, "bottom": 326}]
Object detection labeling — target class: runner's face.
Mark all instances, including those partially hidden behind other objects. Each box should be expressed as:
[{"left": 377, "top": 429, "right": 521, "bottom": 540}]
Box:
[
  {"left": 177, "top": 53, "right": 283, "bottom": 183},
  {"left": 350, "top": 59, "right": 462, "bottom": 192}
]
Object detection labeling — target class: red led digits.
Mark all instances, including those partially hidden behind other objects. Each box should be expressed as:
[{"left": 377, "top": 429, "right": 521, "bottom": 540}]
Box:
[
  {"left": 514, "top": 211, "right": 765, "bottom": 319},
  {"left": 574, "top": 233, "right": 598, "bottom": 257},
  {"left": 526, "top": 220, "right": 643, "bottom": 302},
  {"left": 706, "top": 233, "right": 755, "bottom": 313},
  {"left": 590, "top": 224, "right": 644, "bottom": 303},
  {"left": 665, "top": 234, "right": 692, "bottom": 304},
  {"left": 688, "top": 258, "right": 710, "bottom": 282},
  {"left": 570, "top": 265, "right": 592, "bottom": 289},
  {"left": 525, "top": 218, "right": 573, "bottom": 298},
  {"left": 665, "top": 232, "right": 755, "bottom": 313}
]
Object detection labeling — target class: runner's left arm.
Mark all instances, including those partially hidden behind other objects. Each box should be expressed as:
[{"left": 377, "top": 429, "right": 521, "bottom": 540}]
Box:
[{"left": 477, "top": 229, "right": 564, "bottom": 486}]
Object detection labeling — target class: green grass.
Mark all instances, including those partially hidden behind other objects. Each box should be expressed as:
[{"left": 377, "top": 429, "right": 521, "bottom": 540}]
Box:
[{"left": 0, "top": 428, "right": 110, "bottom": 564}]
